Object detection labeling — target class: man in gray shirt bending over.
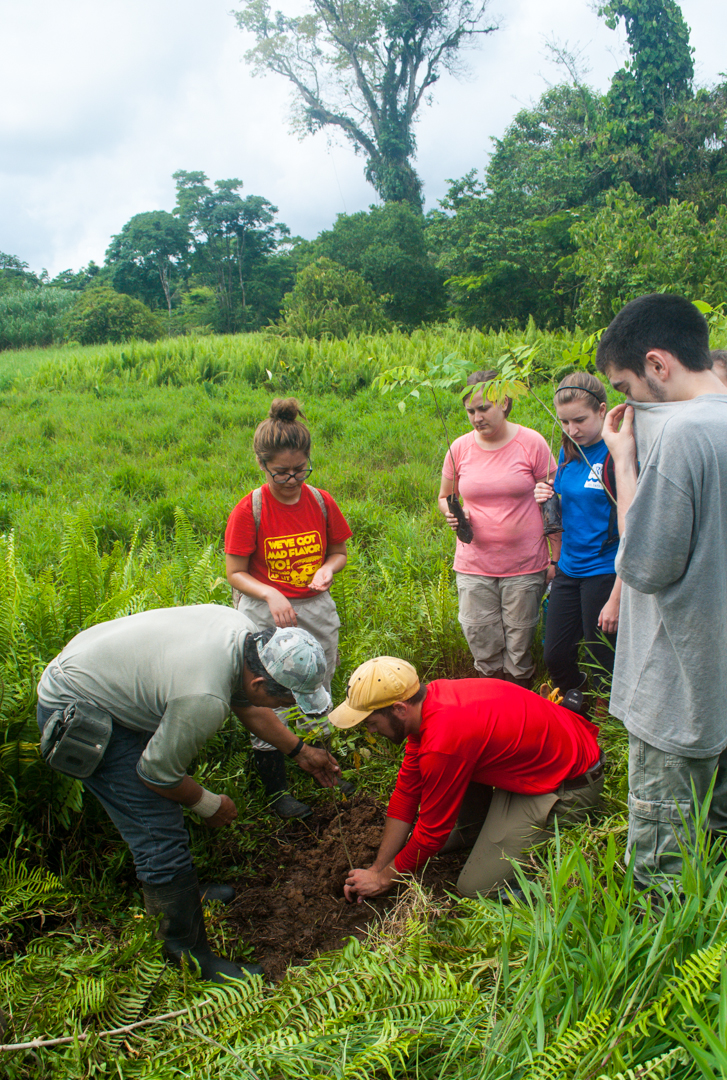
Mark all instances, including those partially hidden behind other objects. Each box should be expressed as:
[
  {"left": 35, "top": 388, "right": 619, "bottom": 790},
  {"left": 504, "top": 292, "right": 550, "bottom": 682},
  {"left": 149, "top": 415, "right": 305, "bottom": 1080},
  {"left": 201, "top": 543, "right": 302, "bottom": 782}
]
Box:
[
  {"left": 596, "top": 293, "right": 727, "bottom": 891},
  {"left": 37, "top": 604, "right": 340, "bottom": 981}
]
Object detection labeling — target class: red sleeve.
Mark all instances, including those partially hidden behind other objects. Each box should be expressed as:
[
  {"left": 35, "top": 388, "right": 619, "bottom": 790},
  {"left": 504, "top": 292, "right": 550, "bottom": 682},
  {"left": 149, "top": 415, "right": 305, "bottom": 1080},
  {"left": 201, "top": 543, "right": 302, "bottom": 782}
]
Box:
[
  {"left": 319, "top": 489, "right": 352, "bottom": 545},
  {"left": 394, "top": 751, "right": 476, "bottom": 873},
  {"left": 386, "top": 739, "right": 424, "bottom": 824},
  {"left": 224, "top": 494, "right": 257, "bottom": 557}
]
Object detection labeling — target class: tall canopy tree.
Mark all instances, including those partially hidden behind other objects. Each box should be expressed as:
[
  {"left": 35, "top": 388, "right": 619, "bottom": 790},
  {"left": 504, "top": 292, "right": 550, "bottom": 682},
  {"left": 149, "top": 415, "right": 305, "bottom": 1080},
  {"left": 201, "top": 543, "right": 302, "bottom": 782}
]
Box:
[
  {"left": 601, "top": 0, "right": 694, "bottom": 128},
  {"left": 428, "top": 82, "right": 607, "bottom": 328},
  {"left": 304, "top": 201, "right": 445, "bottom": 325},
  {"left": 429, "top": 0, "right": 727, "bottom": 328},
  {"left": 234, "top": 0, "right": 497, "bottom": 208},
  {"left": 173, "top": 170, "right": 292, "bottom": 332},
  {"left": 105, "top": 211, "right": 191, "bottom": 315},
  {"left": 0, "top": 252, "right": 40, "bottom": 293}
]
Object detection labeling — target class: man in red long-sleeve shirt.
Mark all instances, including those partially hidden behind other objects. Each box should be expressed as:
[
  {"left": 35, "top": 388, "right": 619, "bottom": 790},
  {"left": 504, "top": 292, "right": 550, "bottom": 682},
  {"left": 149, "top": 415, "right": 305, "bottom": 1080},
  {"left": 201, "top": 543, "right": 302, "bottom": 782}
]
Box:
[{"left": 330, "top": 656, "right": 603, "bottom": 899}]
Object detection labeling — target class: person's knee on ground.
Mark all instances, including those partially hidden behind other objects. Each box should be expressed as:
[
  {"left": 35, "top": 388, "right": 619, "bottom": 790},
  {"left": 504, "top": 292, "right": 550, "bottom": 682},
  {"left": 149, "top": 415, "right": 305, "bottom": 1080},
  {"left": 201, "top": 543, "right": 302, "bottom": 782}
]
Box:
[
  {"left": 441, "top": 782, "right": 493, "bottom": 853},
  {"left": 456, "top": 789, "right": 558, "bottom": 898}
]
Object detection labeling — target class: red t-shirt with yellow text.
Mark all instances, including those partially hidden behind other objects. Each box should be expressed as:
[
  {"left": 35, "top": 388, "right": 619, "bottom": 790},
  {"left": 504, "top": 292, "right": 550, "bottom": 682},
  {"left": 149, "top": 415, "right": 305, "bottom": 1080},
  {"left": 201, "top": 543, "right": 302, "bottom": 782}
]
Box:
[{"left": 225, "top": 485, "right": 352, "bottom": 599}]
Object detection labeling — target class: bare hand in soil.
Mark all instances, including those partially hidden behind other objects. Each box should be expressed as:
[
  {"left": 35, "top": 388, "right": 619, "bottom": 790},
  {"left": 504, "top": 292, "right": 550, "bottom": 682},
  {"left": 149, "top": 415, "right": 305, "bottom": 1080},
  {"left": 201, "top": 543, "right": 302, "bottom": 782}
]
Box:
[
  {"left": 296, "top": 744, "right": 341, "bottom": 787},
  {"left": 265, "top": 590, "right": 298, "bottom": 628},
  {"left": 344, "top": 866, "right": 391, "bottom": 902},
  {"left": 203, "top": 794, "right": 238, "bottom": 829}
]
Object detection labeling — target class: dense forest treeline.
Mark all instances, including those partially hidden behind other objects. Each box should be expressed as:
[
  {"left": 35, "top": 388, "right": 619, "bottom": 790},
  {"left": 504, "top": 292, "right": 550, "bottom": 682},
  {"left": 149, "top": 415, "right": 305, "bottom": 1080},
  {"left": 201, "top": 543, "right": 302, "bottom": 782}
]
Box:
[{"left": 2, "top": 0, "right": 727, "bottom": 351}]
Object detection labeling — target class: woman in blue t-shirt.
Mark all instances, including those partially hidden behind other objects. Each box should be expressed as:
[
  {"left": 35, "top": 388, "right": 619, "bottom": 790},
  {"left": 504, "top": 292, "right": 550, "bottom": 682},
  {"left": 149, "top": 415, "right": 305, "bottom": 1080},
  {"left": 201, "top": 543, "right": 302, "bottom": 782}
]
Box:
[{"left": 534, "top": 372, "right": 622, "bottom": 695}]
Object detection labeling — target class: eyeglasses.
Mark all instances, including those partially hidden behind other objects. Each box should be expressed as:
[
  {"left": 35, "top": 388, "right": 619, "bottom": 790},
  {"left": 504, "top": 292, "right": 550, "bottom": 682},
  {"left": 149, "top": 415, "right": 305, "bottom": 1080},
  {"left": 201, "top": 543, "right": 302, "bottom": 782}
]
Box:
[{"left": 264, "top": 463, "right": 313, "bottom": 484}]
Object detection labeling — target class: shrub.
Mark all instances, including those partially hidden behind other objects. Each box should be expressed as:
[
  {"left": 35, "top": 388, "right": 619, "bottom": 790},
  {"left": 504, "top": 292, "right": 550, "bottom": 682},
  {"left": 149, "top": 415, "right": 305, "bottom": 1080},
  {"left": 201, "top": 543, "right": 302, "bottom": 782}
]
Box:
[
  {"left": 64, "top": 287, "right": 163, "bottom": 345},
  {"left": 0, "top": 288, "right": 78, "bottom": 351},
  {"left": 277, "top": 257, "right": 390, "bottom": 339}
]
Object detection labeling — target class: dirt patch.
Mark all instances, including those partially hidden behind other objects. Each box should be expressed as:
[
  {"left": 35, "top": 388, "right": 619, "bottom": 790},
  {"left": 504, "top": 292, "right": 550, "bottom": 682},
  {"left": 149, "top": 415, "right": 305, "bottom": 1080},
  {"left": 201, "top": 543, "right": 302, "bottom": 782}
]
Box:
[{"left": 224, "top": 796, "right": 466, "bottom": 981}]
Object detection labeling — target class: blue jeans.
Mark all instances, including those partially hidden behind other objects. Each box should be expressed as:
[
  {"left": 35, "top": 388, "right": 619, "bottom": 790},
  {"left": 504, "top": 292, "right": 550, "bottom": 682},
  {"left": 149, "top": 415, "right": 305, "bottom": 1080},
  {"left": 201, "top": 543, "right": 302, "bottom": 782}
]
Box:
[
  {"left": 37, "top": 703, "right": 194, "bottom": 884},
  {"left": 628, "top": 735, "right": 727, "bottom": 888}
]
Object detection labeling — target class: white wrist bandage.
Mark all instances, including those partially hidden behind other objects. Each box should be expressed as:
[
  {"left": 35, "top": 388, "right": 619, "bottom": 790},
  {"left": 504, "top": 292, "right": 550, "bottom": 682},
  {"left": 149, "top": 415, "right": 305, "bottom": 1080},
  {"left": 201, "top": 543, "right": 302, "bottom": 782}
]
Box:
[{"left": 190, "top": 789, "right": 222, "bottom": 819}]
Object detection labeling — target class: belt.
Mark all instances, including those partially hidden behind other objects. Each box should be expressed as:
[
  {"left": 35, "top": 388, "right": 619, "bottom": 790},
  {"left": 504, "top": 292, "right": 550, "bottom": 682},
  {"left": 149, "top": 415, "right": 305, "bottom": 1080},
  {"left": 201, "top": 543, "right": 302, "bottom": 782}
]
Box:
[{"left": 561, "top": 752, "right": 606, "bottom": 791}]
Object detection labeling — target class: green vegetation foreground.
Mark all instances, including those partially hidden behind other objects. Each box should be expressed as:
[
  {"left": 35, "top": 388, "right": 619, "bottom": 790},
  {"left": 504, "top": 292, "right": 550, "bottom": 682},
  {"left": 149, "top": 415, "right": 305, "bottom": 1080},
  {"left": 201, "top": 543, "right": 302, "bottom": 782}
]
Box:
[{"left": 1, "top": 329, "right": 726, "bottom": 1077}]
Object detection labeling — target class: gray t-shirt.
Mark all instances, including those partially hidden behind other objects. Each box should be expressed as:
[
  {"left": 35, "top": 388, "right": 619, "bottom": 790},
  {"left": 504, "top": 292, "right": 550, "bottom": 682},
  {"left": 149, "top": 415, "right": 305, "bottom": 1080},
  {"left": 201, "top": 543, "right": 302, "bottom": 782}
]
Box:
[
  {"left": 38, "top": 605, "right": 258, "bottom": 786},
  {"left": 611, "top": 394, "right": 727, "bottom": 757}
]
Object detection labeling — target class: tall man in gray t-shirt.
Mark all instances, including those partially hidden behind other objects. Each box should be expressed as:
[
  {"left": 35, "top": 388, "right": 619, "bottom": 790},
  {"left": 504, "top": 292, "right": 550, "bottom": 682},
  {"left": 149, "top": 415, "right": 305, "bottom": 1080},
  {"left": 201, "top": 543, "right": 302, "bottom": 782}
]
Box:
[{"left": 596, "top": 293, "right": 727, "bottom": 889}]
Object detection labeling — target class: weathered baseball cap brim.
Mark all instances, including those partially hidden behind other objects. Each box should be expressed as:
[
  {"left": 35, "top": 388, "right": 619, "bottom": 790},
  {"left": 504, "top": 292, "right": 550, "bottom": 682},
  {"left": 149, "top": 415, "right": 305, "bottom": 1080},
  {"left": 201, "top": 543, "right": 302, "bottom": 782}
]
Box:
[
  {"left": 293, "top": 683, "right": 333, "bottom": 717},
  {"left": 328, "top": 700, "right": 373, "bottom": 729}
]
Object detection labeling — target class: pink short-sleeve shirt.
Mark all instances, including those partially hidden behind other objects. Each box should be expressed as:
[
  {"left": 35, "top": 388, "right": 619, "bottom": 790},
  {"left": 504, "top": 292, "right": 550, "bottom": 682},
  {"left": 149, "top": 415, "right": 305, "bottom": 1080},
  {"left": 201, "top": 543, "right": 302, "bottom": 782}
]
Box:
[{"left": 442, "top": 427, "right": 556, "bottom": 577}]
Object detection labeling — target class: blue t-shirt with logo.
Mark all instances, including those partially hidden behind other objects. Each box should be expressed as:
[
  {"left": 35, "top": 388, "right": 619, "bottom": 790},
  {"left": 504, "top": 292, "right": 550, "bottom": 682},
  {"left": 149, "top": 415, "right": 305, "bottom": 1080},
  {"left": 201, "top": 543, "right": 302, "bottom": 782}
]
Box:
[{"left": 553, "top": 440, "right": 618, "bottom": 577}]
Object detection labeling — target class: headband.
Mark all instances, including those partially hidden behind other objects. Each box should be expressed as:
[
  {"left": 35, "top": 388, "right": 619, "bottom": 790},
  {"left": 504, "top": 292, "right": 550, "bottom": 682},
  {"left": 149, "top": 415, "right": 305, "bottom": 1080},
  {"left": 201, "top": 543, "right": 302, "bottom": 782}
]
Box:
[{"left": 555, "top": 385, "right": 605, "bottom": 405}]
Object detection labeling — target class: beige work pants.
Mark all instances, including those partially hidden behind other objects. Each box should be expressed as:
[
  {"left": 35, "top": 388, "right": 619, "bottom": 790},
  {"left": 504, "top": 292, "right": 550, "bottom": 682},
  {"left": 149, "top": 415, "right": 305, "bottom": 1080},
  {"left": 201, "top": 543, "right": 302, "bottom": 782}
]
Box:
[
  {"left": 233, "top": 590, "right": 340, "bottom": 750},
  {"left": 456, "top": 570, "right": 547, "bottom": 680},
  {"left": 452, "top": 772, "right": 604, "bottom": 897}
]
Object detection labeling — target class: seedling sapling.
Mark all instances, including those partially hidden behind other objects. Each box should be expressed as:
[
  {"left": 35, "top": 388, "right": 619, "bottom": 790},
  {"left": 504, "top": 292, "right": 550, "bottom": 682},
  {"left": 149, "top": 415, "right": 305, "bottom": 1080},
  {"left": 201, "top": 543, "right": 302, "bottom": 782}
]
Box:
[{"left": 374, "top": 339, "right": 616, "bottom": 532}]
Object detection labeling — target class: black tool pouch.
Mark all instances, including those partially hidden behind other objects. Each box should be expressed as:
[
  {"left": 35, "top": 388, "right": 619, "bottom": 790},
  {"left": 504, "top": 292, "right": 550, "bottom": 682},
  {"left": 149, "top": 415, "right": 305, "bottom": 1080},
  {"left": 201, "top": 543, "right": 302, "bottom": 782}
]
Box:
[
  {"left": 540, "top": 494, "right": 563, "bottom": 536},
  {"left": 40, "top": 701, "right": 113, "bottom": 778},
  {"left": 446, "top": 494, "right": 474, "bottom": 544}
]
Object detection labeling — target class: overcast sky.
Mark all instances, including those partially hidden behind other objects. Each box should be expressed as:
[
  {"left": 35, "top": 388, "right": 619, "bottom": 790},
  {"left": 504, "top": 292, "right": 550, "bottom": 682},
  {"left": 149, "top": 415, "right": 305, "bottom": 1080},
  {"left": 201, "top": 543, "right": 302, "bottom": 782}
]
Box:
[{"left": 1, "top": 0, "right": 724, "bottom": 277}]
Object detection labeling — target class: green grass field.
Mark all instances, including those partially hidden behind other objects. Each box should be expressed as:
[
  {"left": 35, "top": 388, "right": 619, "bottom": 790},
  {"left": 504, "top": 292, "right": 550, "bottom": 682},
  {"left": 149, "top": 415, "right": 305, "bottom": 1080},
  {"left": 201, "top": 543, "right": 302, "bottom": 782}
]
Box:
[{"left": 1, "top": 330, "right": 725, "bottom": 1079}]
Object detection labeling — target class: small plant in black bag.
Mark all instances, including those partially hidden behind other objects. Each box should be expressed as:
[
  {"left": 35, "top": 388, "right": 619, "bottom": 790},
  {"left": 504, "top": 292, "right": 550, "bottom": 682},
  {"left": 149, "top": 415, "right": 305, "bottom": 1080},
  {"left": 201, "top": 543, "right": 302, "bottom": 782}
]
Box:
[{"left": 446, "top": 494, "right": 474, "bottom": 544}]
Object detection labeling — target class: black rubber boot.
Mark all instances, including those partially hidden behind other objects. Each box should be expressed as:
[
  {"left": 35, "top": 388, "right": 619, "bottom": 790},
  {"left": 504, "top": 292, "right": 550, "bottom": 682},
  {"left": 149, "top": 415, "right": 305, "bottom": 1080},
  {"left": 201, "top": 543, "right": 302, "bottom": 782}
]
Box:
[
  {"left": 253, "top": 749, "right": 312, "bottom": 819},
  {"left": 200, "top": 882, "right": 236, "bottom": 904},
  {"left": 143, "top": 869, "right": 262, "bottom": 982}
]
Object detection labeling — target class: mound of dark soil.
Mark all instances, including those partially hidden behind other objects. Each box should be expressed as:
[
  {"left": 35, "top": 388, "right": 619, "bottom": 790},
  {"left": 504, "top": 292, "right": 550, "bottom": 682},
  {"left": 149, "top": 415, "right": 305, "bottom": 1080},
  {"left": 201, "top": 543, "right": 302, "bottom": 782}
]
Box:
[{"left": 224, "top": 795, "right": 465, "bottom": 981}]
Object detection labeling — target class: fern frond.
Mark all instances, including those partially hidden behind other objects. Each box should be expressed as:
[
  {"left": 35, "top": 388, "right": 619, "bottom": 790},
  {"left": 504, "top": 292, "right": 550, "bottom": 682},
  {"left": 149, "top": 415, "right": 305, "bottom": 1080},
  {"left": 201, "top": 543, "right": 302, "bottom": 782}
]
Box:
[
  {"left": 597, "top": 1045, "right": 689, "bottom": 1080},
  {"left": 524, "top": 1010, "right": 612, "bottom": 1080}
]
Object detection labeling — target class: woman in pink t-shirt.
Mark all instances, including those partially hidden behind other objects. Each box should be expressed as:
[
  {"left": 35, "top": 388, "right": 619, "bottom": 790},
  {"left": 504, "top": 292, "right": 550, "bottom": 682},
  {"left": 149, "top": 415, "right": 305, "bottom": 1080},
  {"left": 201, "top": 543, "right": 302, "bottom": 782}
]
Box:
[{"left": 438, "top": 370, "right": 560, "bottom": 686}]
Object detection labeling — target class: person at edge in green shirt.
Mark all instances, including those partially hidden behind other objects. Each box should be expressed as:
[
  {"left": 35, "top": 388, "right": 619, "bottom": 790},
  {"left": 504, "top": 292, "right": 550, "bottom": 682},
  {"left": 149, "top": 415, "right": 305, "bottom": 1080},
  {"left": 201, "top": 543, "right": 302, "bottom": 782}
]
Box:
[{"left": 36, "top": 604, "right": 341, "bottom": 982}]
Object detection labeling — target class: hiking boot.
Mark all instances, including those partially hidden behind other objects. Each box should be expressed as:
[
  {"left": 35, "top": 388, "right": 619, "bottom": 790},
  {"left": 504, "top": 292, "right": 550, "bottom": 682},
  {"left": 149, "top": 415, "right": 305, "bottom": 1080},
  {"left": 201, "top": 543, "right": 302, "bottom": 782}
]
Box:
[
  {"left": 253, "top": 749, "right": 312, "bottom": 819},
  {"left": 562, "top": 687, "right": 589, "bottom": 719},
  {"left": 143, "top": 869, "right": 262, "bottom": 982}
]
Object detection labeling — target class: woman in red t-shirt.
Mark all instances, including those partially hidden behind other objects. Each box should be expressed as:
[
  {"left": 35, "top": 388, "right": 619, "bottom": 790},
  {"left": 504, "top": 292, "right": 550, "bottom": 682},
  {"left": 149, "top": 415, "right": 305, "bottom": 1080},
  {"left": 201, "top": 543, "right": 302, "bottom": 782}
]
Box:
[{"left": 225, "top": 398, "right": 352, "bottom": 818}]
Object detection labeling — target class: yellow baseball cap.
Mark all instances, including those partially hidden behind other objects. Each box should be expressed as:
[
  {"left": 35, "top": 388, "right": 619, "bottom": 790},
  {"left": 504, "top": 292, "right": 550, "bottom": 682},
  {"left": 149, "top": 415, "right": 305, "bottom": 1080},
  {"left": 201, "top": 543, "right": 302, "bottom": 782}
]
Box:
[{"left": 329, "top": 657, "right": 420, "bottom": 729}]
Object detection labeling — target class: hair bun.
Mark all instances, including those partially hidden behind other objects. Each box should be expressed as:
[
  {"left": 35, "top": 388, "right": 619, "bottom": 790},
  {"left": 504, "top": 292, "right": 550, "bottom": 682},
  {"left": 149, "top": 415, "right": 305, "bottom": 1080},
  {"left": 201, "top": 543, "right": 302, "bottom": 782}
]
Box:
[{"left": 269, "top": 397, "right": 305, "bottom": 424}]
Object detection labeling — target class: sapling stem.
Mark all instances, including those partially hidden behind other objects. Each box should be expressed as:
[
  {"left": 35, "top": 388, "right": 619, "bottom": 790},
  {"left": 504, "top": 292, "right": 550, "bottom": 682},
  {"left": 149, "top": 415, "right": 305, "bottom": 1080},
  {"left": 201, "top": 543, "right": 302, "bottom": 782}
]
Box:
[{"left": 324, "top": 735, "right": 353, "bottom": 870}]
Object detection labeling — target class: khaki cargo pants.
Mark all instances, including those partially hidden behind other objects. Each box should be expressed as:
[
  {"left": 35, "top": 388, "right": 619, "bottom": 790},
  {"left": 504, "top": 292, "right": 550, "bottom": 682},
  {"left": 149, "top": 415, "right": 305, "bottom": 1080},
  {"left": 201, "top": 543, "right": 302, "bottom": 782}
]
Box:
[
  {"left": 449, "top": 769, "right": 604, "bottom": 897},
  {"left": 233, "top": 590, "right": 341, "bottom": 750},
  {"left": 456, "top": 570, "right": 548, "bottom": 681}
]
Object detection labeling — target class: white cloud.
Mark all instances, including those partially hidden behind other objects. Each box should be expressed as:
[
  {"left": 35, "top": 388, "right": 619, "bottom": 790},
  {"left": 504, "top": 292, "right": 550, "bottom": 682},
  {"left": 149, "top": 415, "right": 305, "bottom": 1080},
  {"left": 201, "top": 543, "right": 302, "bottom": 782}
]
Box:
[{"left": 0, "top": 0, "right": 724, "bottom": 275}]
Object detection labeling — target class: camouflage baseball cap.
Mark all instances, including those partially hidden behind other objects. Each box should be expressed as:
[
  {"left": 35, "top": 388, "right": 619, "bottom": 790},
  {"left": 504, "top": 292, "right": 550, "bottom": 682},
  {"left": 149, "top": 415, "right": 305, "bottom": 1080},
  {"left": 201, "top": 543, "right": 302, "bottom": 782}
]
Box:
[{"left": 257, "top": 627, "right": 332, "bottom": 716}]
